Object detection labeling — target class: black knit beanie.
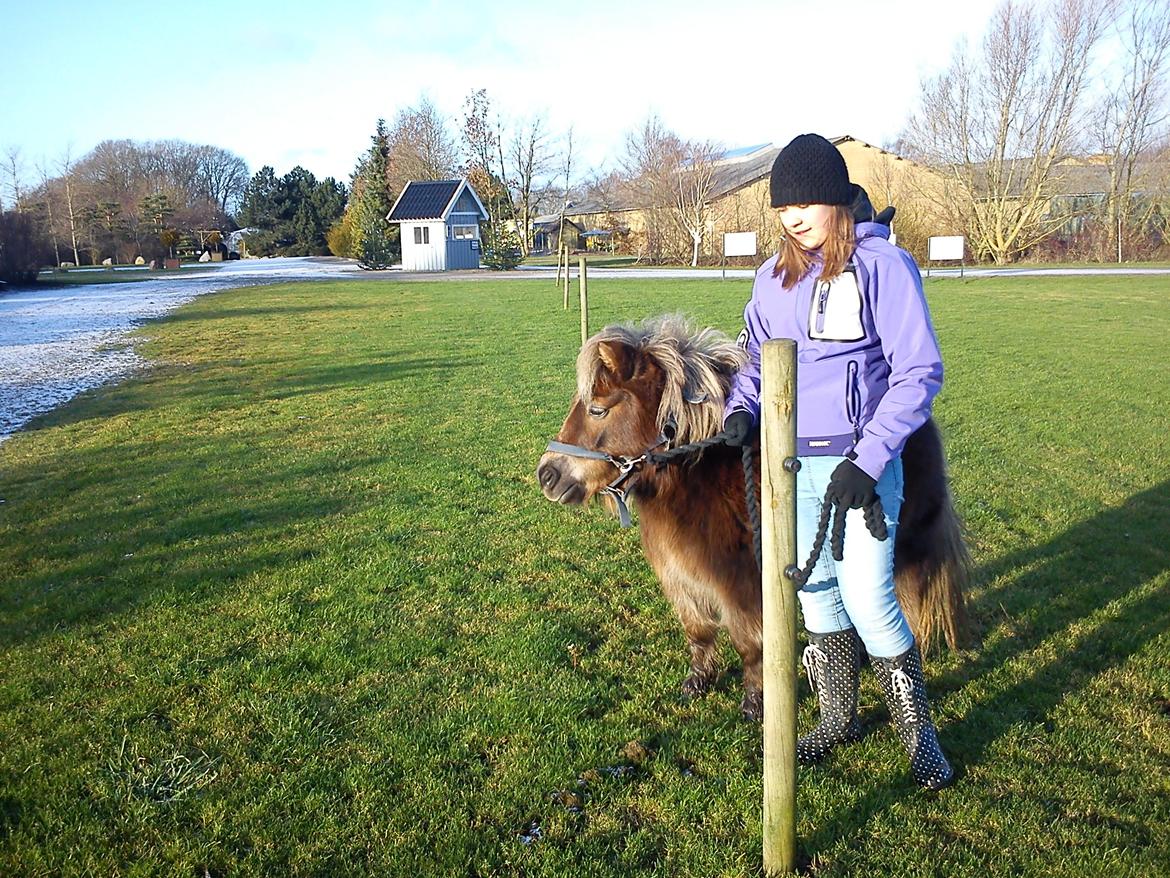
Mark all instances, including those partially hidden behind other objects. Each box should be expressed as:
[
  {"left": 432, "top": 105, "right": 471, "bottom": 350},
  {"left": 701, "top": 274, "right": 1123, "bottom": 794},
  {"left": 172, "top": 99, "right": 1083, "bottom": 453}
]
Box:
[{"left": 769, "top": 134, "right": 852, "bottom": 208}]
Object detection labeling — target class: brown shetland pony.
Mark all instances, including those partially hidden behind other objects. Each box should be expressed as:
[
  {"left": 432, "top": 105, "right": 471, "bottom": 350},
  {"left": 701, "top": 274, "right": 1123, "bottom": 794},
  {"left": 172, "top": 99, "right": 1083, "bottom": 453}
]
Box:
[{"left": 536, "top": 315, "right": 970, "bottom": 719}]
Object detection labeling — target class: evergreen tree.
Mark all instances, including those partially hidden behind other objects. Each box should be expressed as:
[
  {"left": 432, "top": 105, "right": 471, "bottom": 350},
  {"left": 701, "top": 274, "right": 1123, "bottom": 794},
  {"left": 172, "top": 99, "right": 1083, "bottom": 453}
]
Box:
[
  {"left": 350, "top": 119, "right": 398, "bottom": 268},
  {"left": 236, "top": 166, "right": 346, "bottom": 256},
  {"left": 357, "top": 216, "right": 394, "bottom": 269},
  {"left": 238, "top": 166, "right": 278, "bottom": 228}
]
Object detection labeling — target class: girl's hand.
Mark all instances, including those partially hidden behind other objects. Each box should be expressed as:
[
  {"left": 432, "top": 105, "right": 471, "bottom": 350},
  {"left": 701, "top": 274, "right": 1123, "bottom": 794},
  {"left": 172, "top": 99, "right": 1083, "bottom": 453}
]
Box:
[
  {"left": 723, "top": 411, "right": 754, "bottom": 447},
  {"left": 826, "top": 459, "right": 877, "bottom": 509}
]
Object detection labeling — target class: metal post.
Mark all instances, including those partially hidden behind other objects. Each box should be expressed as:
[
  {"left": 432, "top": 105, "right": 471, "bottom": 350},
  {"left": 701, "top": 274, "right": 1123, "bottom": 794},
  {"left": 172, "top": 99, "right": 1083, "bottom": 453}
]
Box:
[
  {"left": 760, "top": 338, "right": 798, "bottom": 876},
  {"left": 579, "top": 255, "right": 589, "bottom": 345}
]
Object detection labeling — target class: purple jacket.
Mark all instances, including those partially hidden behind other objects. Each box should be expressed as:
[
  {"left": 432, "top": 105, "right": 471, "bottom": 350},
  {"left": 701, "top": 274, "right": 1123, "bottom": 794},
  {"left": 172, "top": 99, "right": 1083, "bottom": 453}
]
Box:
[{"left": 724, "top": 222, "right": 942, "bottom": 481}]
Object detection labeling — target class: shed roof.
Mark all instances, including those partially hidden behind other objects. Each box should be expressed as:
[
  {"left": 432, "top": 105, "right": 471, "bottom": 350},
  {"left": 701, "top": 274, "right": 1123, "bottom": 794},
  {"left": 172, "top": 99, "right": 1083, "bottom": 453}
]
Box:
[
  {"left": 533, "top": 215, "right": 585, "bottom": 232},
  {"left": 388, "top": 178, "right": 488, "bottom": 222}
]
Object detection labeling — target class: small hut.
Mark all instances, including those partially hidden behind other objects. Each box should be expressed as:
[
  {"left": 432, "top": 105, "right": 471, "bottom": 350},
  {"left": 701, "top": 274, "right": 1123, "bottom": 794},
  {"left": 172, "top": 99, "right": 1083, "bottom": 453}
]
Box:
[
  {"left": 387, "top": 178, "right": 489, "bottom": 271},
  {"left": 532, "top": 215, "right": 585, "bottom": 253}
]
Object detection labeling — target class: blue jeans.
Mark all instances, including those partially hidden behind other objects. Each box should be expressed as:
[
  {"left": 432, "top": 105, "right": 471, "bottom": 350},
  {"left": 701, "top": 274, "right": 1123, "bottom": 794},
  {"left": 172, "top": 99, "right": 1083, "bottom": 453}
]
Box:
[{"left": 795, "top": 455, "right": 914, "bottom": 658}]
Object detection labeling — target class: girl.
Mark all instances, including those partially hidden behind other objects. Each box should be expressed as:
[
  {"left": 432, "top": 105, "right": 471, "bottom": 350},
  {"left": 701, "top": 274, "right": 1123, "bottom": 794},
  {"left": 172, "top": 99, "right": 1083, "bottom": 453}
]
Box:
[{"left": 723, "top": 133, "right": 953, "bottom": 791}]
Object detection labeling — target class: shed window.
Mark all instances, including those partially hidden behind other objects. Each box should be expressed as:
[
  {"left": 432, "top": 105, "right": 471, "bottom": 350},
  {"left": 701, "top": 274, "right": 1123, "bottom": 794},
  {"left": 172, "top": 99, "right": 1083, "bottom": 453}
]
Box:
[
  {"left": 413, "top": 226, "right": 430, "bottom": 245},
  {"left": 452, "top": 225, "right": 477, "bottom": 240}
]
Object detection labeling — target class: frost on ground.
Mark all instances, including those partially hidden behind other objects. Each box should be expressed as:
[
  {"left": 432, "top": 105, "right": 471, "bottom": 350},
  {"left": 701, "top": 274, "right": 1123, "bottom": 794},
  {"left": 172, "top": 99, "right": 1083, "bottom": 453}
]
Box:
[{"left": 0, "top": 258, "right": 365, "bottom": 442}]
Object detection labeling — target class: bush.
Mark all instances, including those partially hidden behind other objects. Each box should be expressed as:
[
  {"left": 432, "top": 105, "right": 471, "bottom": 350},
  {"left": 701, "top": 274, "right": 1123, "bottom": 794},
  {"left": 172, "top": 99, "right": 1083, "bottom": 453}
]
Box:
[
  {"left": 0, "top": 210, "right": 50, "bottom": 284},
  {"left": 327, "top": 215, "right": 354, "bottom": 258},
  {"left": 481, "top": 223, "right": 522, "bottom": 270}
]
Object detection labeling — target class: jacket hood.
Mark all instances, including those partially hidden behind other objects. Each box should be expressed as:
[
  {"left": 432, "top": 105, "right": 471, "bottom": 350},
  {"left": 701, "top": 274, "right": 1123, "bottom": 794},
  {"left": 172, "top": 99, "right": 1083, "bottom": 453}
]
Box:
[{"left": 855, "top": 221, "right": 891, "bottom": 244}]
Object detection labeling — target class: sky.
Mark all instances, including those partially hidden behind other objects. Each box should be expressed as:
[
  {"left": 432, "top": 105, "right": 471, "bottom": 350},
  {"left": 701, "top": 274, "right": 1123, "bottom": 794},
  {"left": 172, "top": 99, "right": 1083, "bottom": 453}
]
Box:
[{"left": 1, "top": 0, "right": 1026, "bottom": 189}]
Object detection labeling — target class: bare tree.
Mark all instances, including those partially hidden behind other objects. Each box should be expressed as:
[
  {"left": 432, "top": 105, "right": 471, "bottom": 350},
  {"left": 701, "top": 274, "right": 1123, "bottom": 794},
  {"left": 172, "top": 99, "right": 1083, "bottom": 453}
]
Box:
[
  {"left": 556, "top": 126, "right": 574, "bottom": 254},
  {"left": 620, "top": 116, "right": 722, "bottom": 264},
  {"left": 3, "top": 146, "right": 26, "bottom": 211},
  {"left": 902, "top": 0, "right": 1114, "bottom": 263},
  {"left": 1091, "top": 0, "right": 1170, "bottom": 260},
  {"left": 194, "top": 144, "right": 250, "bottom": 215},
  {"left": 58, "top": 148, "right": 84, "bottom": 265},
  {"left": 674, "top": 140, "right": 723, "bottom": 266},
  {"left": 621, "top": 115, "right": 685, "bottom": 263},
  {"left": 35, "top": 159, "right": 62, "bottom": 266},
  {"left": 386, "top": 97, "right": 459, "bottom": 197},
  {"left": 461, "top": 88, "right": 507, "bottom": 223},
  {"left": 507, "top": 113, "right": 554, "bottom": 256}
]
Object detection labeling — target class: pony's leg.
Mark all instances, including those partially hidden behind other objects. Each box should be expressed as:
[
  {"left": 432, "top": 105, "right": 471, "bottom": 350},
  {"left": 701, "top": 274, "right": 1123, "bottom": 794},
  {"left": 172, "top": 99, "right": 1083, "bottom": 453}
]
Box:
[
  {"left": 724, "top": 591, "right": 764, "bottom": 721},
  {"left": 681, "top": 619, "right": 721, "bottom": 698},
  {"left": 662, "top": 577, "right": 722, "bottom": 697}
]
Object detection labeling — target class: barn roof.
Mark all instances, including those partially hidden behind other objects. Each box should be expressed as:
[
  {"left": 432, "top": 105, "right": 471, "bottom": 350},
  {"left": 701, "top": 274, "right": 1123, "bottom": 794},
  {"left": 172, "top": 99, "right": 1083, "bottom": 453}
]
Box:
[{"left": 388, "top": 178, "right": 488, "bottom": 222}]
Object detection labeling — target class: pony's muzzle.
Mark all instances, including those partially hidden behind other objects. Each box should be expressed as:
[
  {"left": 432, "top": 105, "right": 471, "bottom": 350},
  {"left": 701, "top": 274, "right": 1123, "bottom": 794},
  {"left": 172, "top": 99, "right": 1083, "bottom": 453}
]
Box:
[{"left": 537, "top": 454, "right": 586, "bottom": 505}]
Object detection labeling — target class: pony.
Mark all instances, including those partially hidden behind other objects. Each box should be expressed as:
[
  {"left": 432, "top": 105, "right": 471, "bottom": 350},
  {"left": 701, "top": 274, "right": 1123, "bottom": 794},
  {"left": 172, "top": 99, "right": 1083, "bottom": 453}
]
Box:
[{"left": 536, "top": 315, "right": 970, "bottom": 719}]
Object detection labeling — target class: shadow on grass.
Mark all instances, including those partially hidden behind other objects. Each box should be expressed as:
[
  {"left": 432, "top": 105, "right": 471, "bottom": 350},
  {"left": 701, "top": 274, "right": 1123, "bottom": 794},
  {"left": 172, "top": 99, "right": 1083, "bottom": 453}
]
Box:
[
  {"left": 0, "top": 434, "right": 392, "bottom": 646},
  {"left": 158, "top": 302, "right": 388, "bottom": 323},
  {"left": 800, "top": 479, "right": 1170, "bottom": 863},
  {"left": 12, "top": 354, "right": 481, "bottom": 437}
]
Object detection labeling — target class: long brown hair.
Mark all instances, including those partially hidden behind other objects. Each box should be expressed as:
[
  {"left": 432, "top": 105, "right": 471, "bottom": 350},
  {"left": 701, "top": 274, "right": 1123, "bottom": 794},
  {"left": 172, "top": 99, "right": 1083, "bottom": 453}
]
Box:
[{"left": 772, "top": 205, "right": 856, "bottom": 289}]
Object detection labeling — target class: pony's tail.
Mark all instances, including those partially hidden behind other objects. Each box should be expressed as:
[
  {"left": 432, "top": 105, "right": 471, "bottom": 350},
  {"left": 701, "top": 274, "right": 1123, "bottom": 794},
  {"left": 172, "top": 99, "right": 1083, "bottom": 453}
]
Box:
[
  {"left": 894, "top": 496, "right": 972, "bottom": 652},
  {"left": 894, "top": 420, "right": 974, "bottom": 653}
]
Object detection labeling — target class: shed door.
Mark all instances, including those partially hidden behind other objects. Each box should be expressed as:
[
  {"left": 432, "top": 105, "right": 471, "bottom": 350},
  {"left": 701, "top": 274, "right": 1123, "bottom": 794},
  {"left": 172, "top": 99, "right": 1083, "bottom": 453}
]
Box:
[{"left": 446, "top": 239, "right": 479, "bottom": 270}]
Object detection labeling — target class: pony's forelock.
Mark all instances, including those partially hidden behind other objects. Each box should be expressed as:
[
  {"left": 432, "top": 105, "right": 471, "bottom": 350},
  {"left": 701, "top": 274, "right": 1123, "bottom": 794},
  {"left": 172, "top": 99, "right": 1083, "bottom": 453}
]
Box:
[{"left": 576, "top": 315, "right": 747, "bottom": 445}]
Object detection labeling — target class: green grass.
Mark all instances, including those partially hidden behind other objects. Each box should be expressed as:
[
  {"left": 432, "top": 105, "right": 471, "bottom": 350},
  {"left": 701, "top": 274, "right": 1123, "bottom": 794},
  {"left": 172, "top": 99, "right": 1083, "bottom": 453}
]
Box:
[{"left": 2, "top": 273, "right": 1168, "bottom": 877}]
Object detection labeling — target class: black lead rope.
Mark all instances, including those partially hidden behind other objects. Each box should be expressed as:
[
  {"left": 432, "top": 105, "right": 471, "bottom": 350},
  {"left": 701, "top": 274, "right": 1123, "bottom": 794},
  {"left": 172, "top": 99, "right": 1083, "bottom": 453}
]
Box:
[
  {"left": 551, "top": 428, "right": 885, "bottom": 586},
  {"left": 653, "top": 435, "right": 885, "bottom": 589}
]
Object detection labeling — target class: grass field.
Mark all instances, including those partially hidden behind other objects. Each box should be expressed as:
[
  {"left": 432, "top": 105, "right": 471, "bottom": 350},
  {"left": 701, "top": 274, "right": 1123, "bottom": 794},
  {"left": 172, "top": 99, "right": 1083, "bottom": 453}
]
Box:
[{"left": 1, "top": 272, "right": 1168, "bottom": 877}]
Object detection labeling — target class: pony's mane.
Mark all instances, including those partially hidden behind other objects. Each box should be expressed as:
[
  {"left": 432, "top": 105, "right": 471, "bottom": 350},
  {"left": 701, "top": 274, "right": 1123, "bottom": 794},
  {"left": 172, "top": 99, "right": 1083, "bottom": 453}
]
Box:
[{"left": 577, "top": 314, "right": 748, "bottom": 445}]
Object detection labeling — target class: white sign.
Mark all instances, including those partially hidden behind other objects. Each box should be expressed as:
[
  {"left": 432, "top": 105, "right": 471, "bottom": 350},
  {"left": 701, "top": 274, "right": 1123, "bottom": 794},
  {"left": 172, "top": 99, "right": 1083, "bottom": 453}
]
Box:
[
  {"left": 723, "top": 232, "right": 758, "bottom": 258},
  {"left": 928, "top": 236, "right": 965, "bottom": 261}
]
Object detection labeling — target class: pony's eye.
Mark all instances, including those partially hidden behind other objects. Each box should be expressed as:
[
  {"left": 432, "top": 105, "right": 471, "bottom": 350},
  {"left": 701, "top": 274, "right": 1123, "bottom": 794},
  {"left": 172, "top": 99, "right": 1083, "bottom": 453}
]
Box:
[{"left": 587, "top": 404, "right": 608, "bottom": 418}]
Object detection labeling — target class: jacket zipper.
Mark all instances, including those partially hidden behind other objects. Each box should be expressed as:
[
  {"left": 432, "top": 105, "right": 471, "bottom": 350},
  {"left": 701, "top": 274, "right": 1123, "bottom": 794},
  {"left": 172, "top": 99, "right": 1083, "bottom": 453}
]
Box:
[
  {"left": 814, "top": 283, "right": 830, "bottom": 334},
  {"left": 846, "top": 360, "right": 861, "bottom": 440}
]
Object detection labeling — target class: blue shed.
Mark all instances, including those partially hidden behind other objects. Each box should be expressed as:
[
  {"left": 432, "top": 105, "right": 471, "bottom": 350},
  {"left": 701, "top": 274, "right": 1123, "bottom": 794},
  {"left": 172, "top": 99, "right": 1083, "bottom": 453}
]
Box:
[{"left": 387, "top": 178, "right": 489, "bottom": 271}]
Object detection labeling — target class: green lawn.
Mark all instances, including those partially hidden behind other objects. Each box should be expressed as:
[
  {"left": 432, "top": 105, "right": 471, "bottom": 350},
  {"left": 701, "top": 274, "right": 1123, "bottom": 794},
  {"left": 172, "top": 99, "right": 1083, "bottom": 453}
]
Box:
[{"left": 1, "top": 273, "right": 1168, "bottom": 877}]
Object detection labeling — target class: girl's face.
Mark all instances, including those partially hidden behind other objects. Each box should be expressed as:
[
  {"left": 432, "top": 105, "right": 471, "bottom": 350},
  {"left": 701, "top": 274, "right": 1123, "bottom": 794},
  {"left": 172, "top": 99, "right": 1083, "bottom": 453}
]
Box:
[{"left": 778, "top": 203, "right": 835, "bottom": 251}]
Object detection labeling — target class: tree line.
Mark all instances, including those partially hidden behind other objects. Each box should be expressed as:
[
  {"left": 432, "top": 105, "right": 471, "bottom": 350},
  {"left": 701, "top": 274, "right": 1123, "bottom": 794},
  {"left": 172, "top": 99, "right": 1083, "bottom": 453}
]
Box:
[{"left": 4, "top": 0, "right": 1168, "bottom": 284}]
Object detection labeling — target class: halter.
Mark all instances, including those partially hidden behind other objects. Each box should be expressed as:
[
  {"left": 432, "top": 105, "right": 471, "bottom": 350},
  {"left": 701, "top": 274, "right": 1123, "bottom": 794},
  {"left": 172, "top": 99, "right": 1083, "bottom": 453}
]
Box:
[{"left": 544, "top": 418, "right": 676, "bottom": 528}]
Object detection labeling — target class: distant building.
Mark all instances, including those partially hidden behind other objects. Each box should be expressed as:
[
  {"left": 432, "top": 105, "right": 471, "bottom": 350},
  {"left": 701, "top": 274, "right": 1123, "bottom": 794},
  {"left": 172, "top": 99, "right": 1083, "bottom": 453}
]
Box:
[
  {"left": 532, "top": 215, "right": 585, "bottom": 253},
  {"left": 388, "top": 178, "right": 489, "bottom": 271},
  {"left": 564, "top": 137, "right": 952, "bottom": 261}
]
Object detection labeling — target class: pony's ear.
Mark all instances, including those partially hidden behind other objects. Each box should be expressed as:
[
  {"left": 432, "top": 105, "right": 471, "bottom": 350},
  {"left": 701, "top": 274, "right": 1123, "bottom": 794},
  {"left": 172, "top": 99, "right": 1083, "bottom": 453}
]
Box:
[{"left": 597, "top": 341, "right": 636, "bottom": 382}]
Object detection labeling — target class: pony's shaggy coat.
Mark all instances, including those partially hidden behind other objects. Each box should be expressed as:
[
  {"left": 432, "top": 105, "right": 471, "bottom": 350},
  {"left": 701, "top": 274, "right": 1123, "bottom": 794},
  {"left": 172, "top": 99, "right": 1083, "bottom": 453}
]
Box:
[{"left": 540, "top": 315, "right": 970, "bottom": 717}]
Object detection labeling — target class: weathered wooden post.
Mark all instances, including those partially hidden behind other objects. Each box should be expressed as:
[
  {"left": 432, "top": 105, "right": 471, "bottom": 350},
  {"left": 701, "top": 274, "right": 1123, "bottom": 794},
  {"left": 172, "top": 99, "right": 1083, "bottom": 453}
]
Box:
[
  {"left": 760, "top": 338, "right": 799, "bottom": 876},
  {"left": 555, "top": 244, "right": 564, "bottom": 287},
  {"left": 563, "top": 246, "right": 571, "bottom": 310},
  {"left": 578, "top": 255, "right": 589, "bottom": 345}
]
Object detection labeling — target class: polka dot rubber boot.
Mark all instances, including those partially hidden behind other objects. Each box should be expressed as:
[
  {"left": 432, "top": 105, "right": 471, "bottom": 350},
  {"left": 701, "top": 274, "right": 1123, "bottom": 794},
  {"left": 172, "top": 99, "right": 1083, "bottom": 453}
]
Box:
[
  {"left": 871, "top": 645, "right": 955, "bottom": 791},
  {"left": 797, "top": 629, "right": 862, "bottom": 765}
]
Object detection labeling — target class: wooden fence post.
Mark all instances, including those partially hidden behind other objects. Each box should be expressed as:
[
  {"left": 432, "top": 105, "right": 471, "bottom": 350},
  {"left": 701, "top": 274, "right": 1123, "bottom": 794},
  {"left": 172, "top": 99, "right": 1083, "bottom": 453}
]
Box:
[
  {"left": 563, "top": 247, "right": 570, "bottom": 310},
  {"left": 578, "top": 255, "right": 589, "bottom": 345},
  {"left": 760, "top": 338, "right": 799, "bottom": 876},
  {"left": 555, "top": 244, "right": 564, "bottom": 287}
]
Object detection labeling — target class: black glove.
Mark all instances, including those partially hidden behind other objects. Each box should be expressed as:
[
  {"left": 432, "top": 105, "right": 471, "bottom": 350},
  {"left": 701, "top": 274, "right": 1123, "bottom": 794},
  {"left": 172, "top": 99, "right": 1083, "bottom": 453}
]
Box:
[
  {"left": 826, "top": 459, "right": 877, "bottom": 509},
  {"left": 825, "top": 460, "right": 887, "bottom": 560},
  {"left": 849, "top": 184, "right": 895, "bottom": 227},
  {"left": 723, "top": 411, "right": 754, "bottom": 447}
]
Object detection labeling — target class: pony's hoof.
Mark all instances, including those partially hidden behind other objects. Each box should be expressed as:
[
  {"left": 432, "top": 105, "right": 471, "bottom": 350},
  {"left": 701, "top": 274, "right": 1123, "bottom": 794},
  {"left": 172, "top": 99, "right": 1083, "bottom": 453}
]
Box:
[
  {"left": 740, "top": 690, "right": 763, "bottom": 722},
  {"left": 681, "top": 672, "right": 715, "bottom": 699}
]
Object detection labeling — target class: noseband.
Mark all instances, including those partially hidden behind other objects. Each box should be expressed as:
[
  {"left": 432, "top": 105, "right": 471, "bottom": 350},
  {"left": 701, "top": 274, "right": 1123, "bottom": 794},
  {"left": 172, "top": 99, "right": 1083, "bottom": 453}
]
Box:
[{"left": 544, "top": 419, "right": 676, "bottom": 528}]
